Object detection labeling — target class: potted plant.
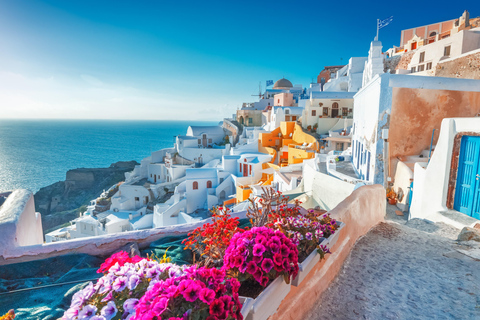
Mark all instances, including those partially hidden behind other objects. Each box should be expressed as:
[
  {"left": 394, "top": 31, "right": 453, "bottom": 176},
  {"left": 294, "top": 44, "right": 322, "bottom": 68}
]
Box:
[
  {"left": 386, "top": 188, "right": 397, "bottom": 205},
  {"left": 223, "top": 227, "right": 299, "bottom": 320},
  {"left": 62, "top": 252, "right": 188, "bottom": 320},
  {"left": 182, "top": 207, "right": 248, "bottom": 267},
  {"left": 133, "top": 266, "right": 243, "bottom": 320}
]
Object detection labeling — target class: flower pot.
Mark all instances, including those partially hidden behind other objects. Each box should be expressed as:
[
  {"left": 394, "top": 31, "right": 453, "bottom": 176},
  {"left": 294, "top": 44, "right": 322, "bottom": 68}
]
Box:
[
  {"left": 326, "top": 221, "right": 345, "bottom": 249},
  {"left": 388, "top": 198, "right": 397, "bottom": 205},
  {"left": 245, "top": 276, "right": 291, "bottom": 320},
  {"left": 291, "top": 238, "right": 329, "bottom": 287},
  {"left": 239, "top": 296, "right": 255, "bottom": 319}
]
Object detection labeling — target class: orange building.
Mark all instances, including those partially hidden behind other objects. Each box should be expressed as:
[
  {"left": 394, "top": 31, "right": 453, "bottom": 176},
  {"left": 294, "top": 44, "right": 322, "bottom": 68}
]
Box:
[{"left": 259, "top": 122, "right": 319, "bottom": 167}]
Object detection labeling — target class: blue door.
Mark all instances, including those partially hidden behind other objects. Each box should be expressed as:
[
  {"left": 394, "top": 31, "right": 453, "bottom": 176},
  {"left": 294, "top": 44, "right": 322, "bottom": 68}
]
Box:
[{"left": 454, "top": 136, "right": 480, "bottom": 219}]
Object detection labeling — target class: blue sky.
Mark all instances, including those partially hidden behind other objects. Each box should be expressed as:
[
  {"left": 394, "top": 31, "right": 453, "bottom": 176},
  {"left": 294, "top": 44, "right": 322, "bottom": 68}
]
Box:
[{"left": 0, "top": 1, "right": 478, "bottom": 121}]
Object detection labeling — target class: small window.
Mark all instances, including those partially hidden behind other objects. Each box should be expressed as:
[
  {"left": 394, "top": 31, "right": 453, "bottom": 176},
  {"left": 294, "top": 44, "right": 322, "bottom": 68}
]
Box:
[
  {"left": 429, "top": 31, "right": 437, "bottom": 37},
  {"left": 277, "top": 99, "right": 280, "bottom": 103},
  {"left": 426, "top": 62, "right": 432, "bottom": 70},
  {"left": 292, "top": 116, "right": 297, "bottom": 121},
  {"left": 248, "top": 118, "right": 253, "bottom": 124},
  {"left": 411, "top": 67, "right": 416, "bottom": 73},
  {"left": 312, "top": 110, "right": 316, "bottom": 116},
  {"left": 323, "top": 107, "right": 329, "bottom": 116},
  {"left": 198, "top": 139, "right": 201, "bottom": 144},
  {"left": 207, "top": 180, "right": 212, "bottom": 188},
  {"left": 193, "top": 181, "right": 198, "bottom": 190},
  {"left": 418, "top": 64, "right": 425, "bottom": 72},
  {"left": 342, "top": 108, "right": 348, "bottom": 117},
  {"left": 444, "top": 45, "right": 451, "bottom": 56},
  {"left": 419, "top": 52, "right": 425, "bottom": 63},
  {"left": 135, "top": 197, "right": 140, "bottom": 201},
  {"left": 285, "top": 109, "right": 290, "bottom": 115}
]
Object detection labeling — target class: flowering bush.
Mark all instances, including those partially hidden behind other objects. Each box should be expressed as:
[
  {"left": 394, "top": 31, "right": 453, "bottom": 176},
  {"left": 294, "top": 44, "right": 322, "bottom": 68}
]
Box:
[
  {"left": 183, "top": 207, "right": 248, "bottom": 264},
  {"left": 247, "top": 188, "right": 299, "bottom": 227},
  {"left": 270, "top": 214, "right": 331, "bottom": 261},
  {"left": 133, "top": 266, "right": 242, "bottom": 320},
  {"left": 97, "top": 251, "right": 143, "bottom": 274},
  {"left": 63, "top": 257, "right": 186, "bottom": 320},
  {"left": 316, "top": 212, "right": 339, "bottom": 239},
  {"left": 223, "top": 227, "right": 299, "bottom": 286}
]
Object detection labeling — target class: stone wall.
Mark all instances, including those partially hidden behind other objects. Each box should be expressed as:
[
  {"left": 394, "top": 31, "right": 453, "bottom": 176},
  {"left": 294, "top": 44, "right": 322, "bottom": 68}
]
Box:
[
  {"left": 435, "top": 50, "right": 480, "bottom": 79},
  {"left": 273, "top": 184, "right": 386, "bottom": 320},
  {"left": 0, "top": 210, "right": 247, "bottom": 265},
  {"left": 388, "top": 87, "right": 480, "bottom": 176}
]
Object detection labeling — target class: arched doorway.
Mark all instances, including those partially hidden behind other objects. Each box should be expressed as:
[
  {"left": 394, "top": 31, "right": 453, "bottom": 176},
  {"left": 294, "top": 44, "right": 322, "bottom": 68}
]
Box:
[{"left": 331, "top": 102, "right": 339, "bottom": 118}]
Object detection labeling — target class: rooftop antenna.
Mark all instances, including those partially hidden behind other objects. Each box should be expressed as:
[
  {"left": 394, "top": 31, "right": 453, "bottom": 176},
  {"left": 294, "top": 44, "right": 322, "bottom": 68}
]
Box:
[{"left": 251, "top": 81, "right": 262, "bottom": 99}]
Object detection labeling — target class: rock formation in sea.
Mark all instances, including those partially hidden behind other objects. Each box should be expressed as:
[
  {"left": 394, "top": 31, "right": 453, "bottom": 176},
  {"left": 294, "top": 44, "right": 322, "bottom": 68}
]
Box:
[{"left": 34, "top": 161, "right": 138, "bottom": 233}]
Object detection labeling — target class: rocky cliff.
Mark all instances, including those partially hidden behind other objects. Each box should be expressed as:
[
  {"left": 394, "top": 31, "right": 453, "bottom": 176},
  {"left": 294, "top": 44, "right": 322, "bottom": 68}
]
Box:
[{"left": 34, "top": 161, "right": 138, "bottom": 233}]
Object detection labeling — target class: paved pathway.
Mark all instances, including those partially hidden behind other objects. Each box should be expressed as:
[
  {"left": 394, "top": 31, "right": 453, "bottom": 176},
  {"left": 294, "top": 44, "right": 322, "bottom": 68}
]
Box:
[{"left": 305, "top": 206, "right": 480, "bottom": 320}]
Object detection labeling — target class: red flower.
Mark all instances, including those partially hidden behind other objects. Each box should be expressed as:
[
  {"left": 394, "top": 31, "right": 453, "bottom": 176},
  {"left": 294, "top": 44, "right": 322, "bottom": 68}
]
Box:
[{"left": 209, "top": 299, "right": 225, "bottom": 316}]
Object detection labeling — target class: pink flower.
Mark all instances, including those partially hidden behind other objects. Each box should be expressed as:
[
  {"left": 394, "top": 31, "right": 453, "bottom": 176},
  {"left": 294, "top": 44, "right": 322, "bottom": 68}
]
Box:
[
  {"left": 183, "top": 283, "right": 201, "bottom": 302},
  {"left": 233, "top": 256, "right": 244, "bottom": 268},
  {"left": 152, "top": 297, "right": 168, "bottom": 315},
  {"left": 261, "top": 258, "right": 274, "bottom": 273},
  {"left": 252, "top": 255, "right": 263, "bottom": 264},
  {"left": 260, "top": 276, "right": 269, "bottom": 287},
  {"left": 280, "top": 244, "right": 290, "bottom": 257},
  {"left": 252, "top": 268, "right": 263, "bottom": 282},
  {"left": 268, "top": 241, "right": 280, "bottom": 254},
  {"left": 209, "top": 299, "right": 225, "bottom": 317},
  {"left": 246, "top": 261, "right": 258, "bottom": 274},
  {"left": 273, "top": 253, "right": 283, "bottom": 266},
  {"left": 199, "top": 288, "right": 216, "bottom": 304},
  {"left": 252, "top": 244, "right": 266, "bottom": 256}
]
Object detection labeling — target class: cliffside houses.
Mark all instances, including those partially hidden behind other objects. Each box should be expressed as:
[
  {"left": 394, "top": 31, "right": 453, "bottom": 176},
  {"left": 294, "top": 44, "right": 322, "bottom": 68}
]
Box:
[{"left": 28, "top": 9, "right": 480, "bottom": 246}]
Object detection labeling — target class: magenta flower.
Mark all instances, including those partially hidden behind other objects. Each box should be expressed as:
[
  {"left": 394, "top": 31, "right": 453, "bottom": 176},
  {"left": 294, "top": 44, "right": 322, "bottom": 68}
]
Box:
[
  {"left": 252, "top": 243, "right": 266, "bottom": 256},
  {"left": 273, "top": 253, "right": 283, "bottom": 266},
  {"left": 280, "top": 244, "right": 290, "bottom": 257},
  {"left": 252, "top": 255, "right": 263, "bottom": 264},
  {"left": 246, "top": 261, "right": 258, "bottom": 274},
  {"left": 199, "top": 288, "right": 216, "bottom": 304},
  {"left": 233, "top": 255, "right": 244, "bottom": 268},
  {"left": 268, "top": 241, "right": 280, "bottom": 253},
  {"left": 183, "top": 283, "right": 202, "bottom": 302},
  {"left": 209, "top": 299, "right": 225, "bottom": 317},
  {"left": 261, "top": 258, "right": 274, "bottom": 273},
  {"left": 152, "top": 297, "right": 169, "bottom": 315},
  {"left": 260, "top": 276, "right": 269, "bottom": 287}
]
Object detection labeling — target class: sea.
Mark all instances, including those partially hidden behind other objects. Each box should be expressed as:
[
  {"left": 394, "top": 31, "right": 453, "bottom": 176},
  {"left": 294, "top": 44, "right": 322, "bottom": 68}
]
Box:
[{"left": 0, "top": 119, "right": 219, "bottom": 193}]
